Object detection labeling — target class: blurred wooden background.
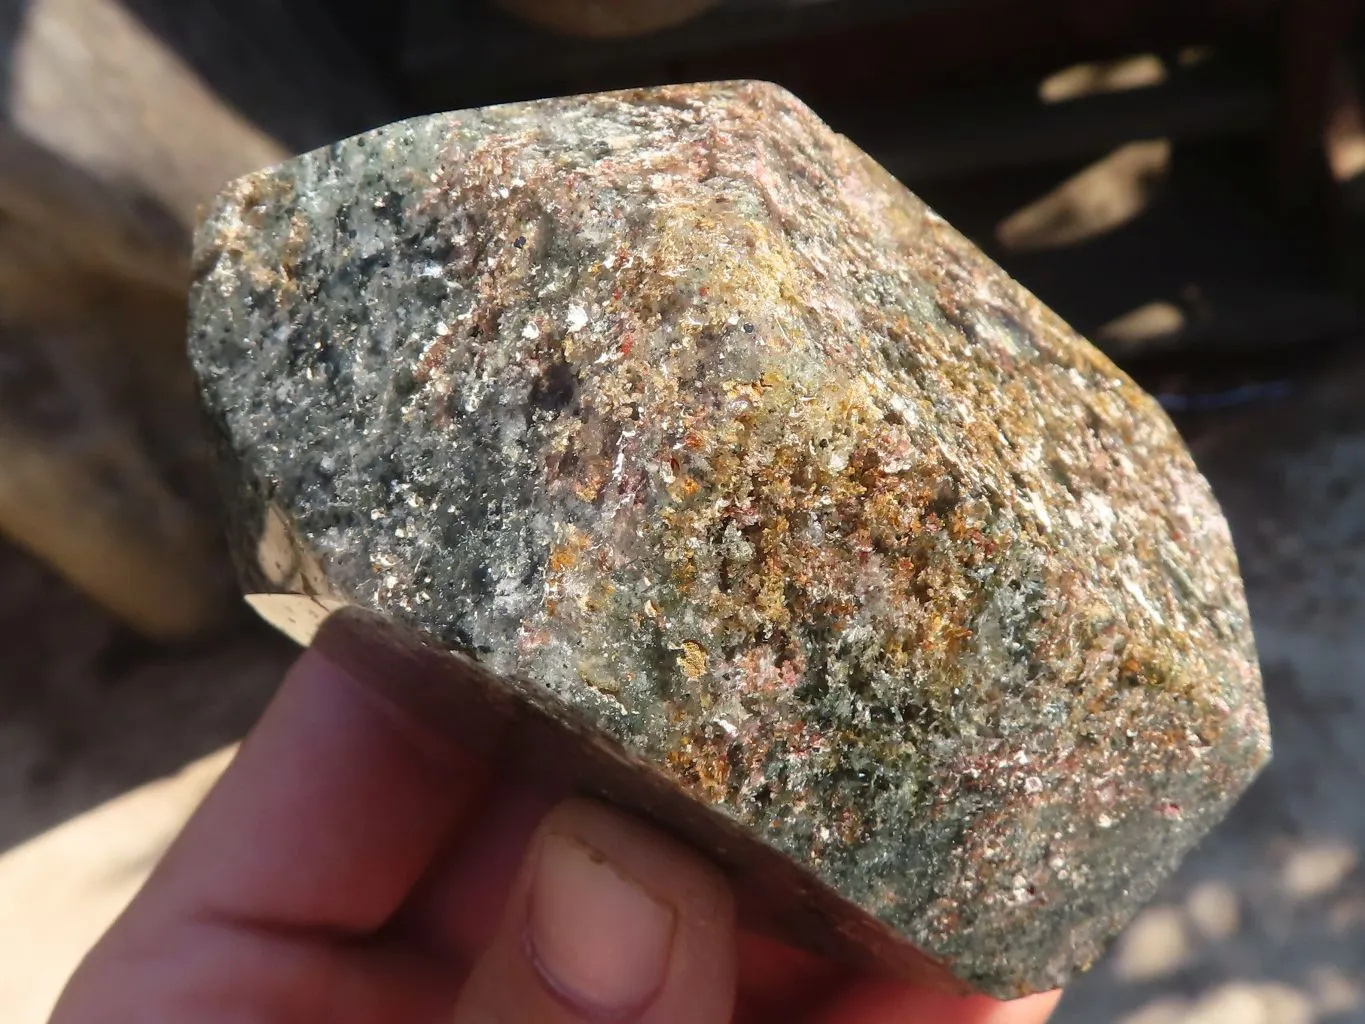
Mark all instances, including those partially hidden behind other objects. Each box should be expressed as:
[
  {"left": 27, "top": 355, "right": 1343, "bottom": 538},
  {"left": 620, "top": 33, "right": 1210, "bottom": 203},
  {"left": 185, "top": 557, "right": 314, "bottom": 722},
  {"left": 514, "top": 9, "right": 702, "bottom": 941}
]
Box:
[{"left": 0, "top": 0, "right": 396, "bottom": 639}]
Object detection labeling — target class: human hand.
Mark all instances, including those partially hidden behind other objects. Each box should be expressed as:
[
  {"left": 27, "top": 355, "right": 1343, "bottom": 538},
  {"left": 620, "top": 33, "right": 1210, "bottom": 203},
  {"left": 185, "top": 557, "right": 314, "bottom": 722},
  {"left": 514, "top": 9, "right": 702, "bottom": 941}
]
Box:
[{"left": 51, "top": 630, "right": 1062, "bottom": 1023}]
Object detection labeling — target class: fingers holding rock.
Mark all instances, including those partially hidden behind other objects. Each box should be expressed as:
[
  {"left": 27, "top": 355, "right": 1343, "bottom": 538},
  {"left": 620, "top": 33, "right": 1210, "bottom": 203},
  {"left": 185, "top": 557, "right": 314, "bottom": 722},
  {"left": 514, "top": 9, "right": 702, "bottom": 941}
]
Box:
[{"left": 451, "top": 798, "right": 737, "bottom": 1023}]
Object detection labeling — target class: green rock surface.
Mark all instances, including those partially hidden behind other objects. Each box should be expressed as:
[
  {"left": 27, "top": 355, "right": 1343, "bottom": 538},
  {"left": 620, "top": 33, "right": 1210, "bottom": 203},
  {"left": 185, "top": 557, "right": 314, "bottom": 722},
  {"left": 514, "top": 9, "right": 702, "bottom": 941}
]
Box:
[{"left": 189, "top": 80, "right": 1270, "bottom": 997}]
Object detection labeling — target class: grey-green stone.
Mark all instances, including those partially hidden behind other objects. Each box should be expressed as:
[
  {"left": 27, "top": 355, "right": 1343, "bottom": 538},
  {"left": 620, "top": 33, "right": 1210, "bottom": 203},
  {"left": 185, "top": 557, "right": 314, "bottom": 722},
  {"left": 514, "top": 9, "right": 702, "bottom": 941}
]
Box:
[{"left": 188, "top": 80, "right": 1270, "bottom": 997}]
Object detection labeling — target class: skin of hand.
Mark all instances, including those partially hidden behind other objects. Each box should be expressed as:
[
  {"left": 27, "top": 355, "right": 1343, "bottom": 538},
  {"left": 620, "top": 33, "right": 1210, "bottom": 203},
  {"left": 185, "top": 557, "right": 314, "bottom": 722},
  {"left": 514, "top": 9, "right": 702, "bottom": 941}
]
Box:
[{"left": 50, "top": 628, "right": 1062, "bottom": 1024}]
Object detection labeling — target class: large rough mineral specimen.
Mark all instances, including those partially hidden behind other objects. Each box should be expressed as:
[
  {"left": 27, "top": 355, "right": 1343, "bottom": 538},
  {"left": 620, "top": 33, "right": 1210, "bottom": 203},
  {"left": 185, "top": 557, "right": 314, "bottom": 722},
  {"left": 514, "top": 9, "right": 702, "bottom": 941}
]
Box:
[{"left": 189, "top": 81, "right": 1270, "bottom": 997}]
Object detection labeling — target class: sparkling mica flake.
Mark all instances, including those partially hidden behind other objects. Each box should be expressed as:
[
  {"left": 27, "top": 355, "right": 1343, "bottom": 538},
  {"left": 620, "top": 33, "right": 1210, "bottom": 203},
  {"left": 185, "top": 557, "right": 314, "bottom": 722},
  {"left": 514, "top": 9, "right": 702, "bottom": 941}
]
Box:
[{"left": 189, "top": 81, "right": 1270, "bottom": 997}]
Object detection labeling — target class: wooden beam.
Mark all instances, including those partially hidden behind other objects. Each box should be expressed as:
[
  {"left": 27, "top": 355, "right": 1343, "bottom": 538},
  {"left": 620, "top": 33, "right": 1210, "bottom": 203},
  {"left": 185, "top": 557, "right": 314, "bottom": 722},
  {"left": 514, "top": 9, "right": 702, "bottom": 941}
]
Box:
[
  {"left": 0, "top": 0, "right": 397, "bottom": 637},
  {"left": 860, "top": 64, "right": 1274, "bottom": 185}
]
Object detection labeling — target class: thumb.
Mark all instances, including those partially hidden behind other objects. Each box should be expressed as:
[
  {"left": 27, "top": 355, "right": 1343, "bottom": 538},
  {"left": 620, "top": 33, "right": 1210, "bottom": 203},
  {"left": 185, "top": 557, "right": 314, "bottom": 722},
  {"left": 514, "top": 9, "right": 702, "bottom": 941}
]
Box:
[{"left": 451, "top": 798, "right": 737, "bottom": 1023}]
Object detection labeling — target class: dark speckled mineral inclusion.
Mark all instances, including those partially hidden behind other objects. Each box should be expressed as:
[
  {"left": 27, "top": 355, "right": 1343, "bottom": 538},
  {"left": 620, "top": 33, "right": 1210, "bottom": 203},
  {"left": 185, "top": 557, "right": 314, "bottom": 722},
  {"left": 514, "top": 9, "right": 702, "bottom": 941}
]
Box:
[{"left": 189, "top": 81, "right": 1270, "bottom": 997}]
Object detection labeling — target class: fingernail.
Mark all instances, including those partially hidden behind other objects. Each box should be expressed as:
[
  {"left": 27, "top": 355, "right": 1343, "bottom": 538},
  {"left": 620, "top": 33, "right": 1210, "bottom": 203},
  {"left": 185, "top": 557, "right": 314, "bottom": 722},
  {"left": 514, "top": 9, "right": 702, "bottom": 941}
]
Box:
[{"left": 526, "top": 833, "right": 676, "bottom": 1017}]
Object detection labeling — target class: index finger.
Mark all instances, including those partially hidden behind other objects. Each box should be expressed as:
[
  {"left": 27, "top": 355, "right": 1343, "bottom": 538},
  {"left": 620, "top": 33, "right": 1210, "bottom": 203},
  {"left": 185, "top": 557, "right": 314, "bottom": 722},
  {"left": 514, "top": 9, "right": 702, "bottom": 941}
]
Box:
[{"left": 130, "top": 620, "right": 491, "bottom": 937}]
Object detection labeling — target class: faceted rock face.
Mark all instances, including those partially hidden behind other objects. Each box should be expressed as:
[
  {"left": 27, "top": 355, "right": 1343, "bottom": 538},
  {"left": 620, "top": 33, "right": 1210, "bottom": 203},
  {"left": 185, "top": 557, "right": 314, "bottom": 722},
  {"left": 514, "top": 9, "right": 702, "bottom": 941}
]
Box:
[{"left": 189, "top": 81, "right": 1270, "bottom": 997}]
